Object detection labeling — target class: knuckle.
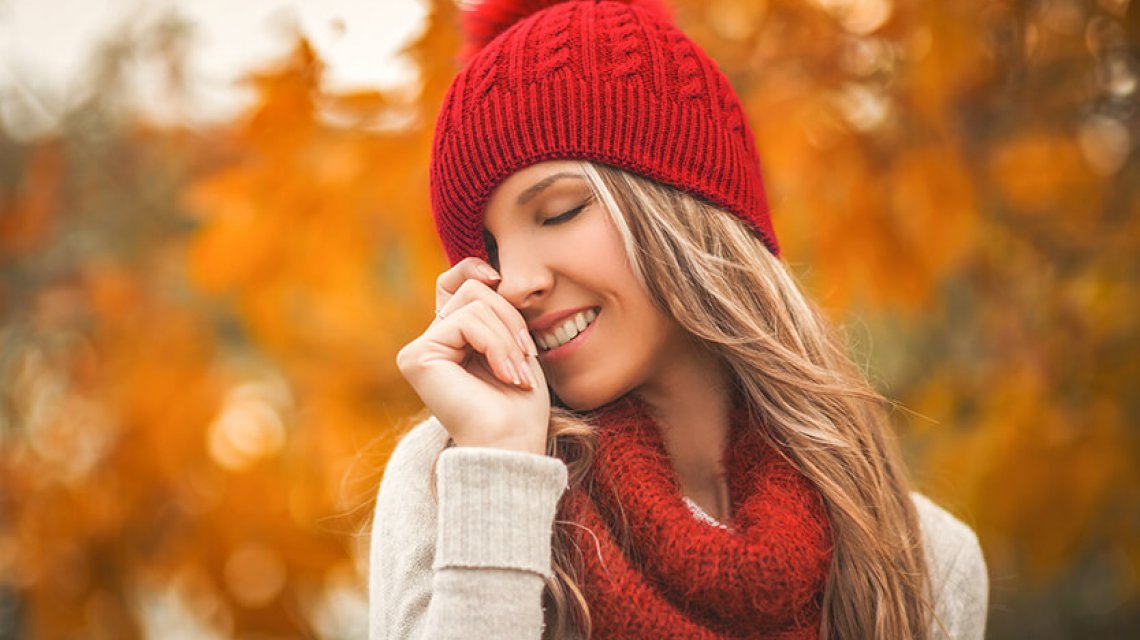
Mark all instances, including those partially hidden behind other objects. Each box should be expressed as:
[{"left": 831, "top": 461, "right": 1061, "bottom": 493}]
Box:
[
  {"left": 457, "top": 256, "right": 483, "bottom": 270},
  {"left": 489, "top": 343, "right": 511, "bottom": 361},
  {"left": 455, "top": 278, "right": 486, "bottom": 297},
  {"left": 395, "top": 343, "right": 414, "bottom": 372},
  {"left": 455, "top": 257, "right": 486, "bottom": 279}
]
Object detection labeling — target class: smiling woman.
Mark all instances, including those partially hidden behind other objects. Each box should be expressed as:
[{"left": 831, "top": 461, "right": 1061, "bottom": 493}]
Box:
[
  {"left": 482, "top": 162, "right": 699, "bottom": 412},
  {"left": 372, "top": 1, "right": 988, "bottom": 639}
]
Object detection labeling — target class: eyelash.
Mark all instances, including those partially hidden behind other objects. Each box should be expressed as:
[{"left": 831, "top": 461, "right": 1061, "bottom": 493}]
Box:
[{"left": 544, "top": 196, "right": 593, "bottom": 226}]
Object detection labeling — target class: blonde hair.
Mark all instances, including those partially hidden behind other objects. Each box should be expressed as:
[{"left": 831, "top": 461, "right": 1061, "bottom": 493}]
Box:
[{"left": 534, "top": 161, "right": 940, "bottom": 638}]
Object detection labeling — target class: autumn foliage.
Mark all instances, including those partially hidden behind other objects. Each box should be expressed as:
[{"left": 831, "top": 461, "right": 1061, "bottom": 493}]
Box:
[{"left": 1, "top": 0, "right": 1137, "bottom": 637}]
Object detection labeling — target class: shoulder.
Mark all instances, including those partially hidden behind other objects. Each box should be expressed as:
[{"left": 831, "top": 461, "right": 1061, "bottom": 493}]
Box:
[
  {"left": 910, "top": 491, "right": 987, "bottom": 583},
  {"left": 910, "top": 492, "right": 990, "bottom": 639}
]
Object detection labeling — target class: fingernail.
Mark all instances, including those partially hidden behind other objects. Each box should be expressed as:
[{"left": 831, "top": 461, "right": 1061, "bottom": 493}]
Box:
[
  {"left": 519, "top": 357, "right": 537, "bottom": 389},
  {"left": 517, "top": 328, "right": 538, "bottom": 357},
  {"left": 506, "top": 359, "right": 521, "bottom": 386},
  {"left": 478, "top": 265, "right": 501, "bottom": 281}
]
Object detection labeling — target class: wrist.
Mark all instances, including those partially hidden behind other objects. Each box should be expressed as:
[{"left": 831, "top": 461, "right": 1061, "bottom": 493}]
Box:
[{"left": 451, "top": 435, "right": 547, "bottom": 456}]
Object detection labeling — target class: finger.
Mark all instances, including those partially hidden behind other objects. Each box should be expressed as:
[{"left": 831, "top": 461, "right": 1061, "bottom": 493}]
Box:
[
  {"left": 432, "top": 301, "right": 527, "bottom": 388},
  {"left": 520, "top": 350, "right": 545, "bottom": 391},
  {"left": 435, "top": 257, "right": 501, "bottom": 312},
  {"left": 463, "top": 301, "right": 537, "bottom": 389},
  {"left": 439, "top": 278, "right": 538, "bottom": 357},
  {"left": 460, "top": 297, "right": 539, "bottom": 389}
]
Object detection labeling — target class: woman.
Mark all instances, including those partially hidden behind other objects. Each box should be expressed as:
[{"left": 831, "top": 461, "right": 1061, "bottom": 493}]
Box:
[{"left": 370, "top": 1, "right": 988, "bottom": 638}]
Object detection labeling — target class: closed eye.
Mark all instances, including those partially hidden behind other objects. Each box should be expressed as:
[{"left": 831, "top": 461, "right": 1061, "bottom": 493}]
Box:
[{"left": 544, "top": 195, "right": 594, "bottom": 226}]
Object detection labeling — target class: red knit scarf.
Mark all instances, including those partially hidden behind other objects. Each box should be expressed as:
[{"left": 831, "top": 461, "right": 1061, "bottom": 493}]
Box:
[{"left": 562, "top": 397, "right": 833, "bottom": 639}]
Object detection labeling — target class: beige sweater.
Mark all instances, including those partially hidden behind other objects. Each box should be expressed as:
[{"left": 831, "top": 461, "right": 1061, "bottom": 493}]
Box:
[{"left": 369, "top": 417, "right": 989, "bottom": 639}]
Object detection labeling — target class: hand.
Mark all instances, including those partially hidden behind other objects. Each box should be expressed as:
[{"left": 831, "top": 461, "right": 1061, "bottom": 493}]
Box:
[{"left": 396, "top": 257, "right": 550, "bottom": 455}]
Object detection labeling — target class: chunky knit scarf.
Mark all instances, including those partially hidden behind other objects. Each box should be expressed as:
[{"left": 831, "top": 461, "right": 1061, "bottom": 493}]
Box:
[{"left": 562, "top": 397, "right": 833, "bottom": 639}]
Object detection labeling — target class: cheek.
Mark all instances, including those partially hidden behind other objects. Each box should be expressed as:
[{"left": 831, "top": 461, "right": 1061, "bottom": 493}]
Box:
[
  {"left": 547, "top": 297, "right": 673, "bottom": 411},
  {"left": 587, "top": 226, "right": 631, "bottom": 275},
  {"left": 541, "top": 214, "right": 669, "bottom": 408},
  {"left": 560, "top": 222, "right": 624, "bottom": 270},
  {"left": 548, "top": 326, "right": 670, "bottom": 410}
]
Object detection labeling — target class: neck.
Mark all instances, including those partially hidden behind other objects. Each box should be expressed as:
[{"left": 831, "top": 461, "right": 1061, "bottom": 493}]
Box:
[{"left": 633, "top": 336, "right": 734, "bottom": 522}]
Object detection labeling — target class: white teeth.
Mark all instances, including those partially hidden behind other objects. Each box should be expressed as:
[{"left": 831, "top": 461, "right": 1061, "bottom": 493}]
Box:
[
  {"left": 534, "top": 308, "right": 599, "bottom": 351},
  {"left": 560, "top": 318, "right": 579, "bottom": 341}
]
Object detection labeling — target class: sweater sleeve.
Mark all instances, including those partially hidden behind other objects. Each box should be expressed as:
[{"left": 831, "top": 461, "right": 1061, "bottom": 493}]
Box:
[
  {"left": 911, "top": 492, "right": 990, "bottom": 640},
  {"left": 369, "top": 417, "right": 569, "bottom": 640}
]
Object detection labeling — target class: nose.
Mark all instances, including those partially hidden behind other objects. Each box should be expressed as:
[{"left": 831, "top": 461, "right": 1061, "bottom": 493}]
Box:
[{"left": 493, "top": 240, "right": 552, "bottom": 310}]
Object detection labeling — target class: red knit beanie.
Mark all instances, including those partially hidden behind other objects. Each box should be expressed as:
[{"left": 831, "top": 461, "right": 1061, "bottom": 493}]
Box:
[{"left": 429, "top": 0, "right": 779, "bottom": 265}]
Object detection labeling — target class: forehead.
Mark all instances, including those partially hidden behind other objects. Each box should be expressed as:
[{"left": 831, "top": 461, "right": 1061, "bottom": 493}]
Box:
[{"left": 483, "top": 160, "right": 590, "bottom": 230}]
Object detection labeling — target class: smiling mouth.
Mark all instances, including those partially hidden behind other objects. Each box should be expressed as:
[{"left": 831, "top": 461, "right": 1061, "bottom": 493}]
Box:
[{"left": 533, "top": 308, "right": 599, "bottom": 352}]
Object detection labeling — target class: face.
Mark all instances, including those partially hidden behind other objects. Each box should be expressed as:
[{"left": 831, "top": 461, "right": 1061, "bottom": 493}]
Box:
[{"left": 482, "top": 160, "right": 689, "bottom": 410}]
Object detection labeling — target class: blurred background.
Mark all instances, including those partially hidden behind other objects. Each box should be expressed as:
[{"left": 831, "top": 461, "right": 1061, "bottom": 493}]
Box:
[{"left": 0, "top": 0, "right": 1136, "bottom": 637}]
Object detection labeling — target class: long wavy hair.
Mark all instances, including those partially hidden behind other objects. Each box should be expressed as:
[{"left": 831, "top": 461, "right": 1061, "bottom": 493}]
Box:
[{"left": 534, "top": 161, "right": 940, "bottom": 639}]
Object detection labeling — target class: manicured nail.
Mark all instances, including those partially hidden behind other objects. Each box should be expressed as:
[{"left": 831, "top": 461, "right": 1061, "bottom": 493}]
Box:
[
  {"left": 518, "top": 357, "right": 537, "bottom": 389},
  {"left": 478, "top": 265, "right": 501, "bottom": 281},
  {"left": 506, "top": 359, "right": 521, "bottom": 386},
  {"left": 517, "top": 328, "right": 538, "bottom": 357}
]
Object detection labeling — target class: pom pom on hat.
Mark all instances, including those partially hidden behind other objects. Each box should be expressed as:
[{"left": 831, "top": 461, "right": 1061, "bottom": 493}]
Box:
[{"left": 460, "top": 0, "right": 672, "bottom": 63}]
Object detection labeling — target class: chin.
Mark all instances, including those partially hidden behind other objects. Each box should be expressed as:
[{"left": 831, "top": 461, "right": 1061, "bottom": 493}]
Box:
[{"left": 550, "top": 379, "right": 632, "bottom": 413}]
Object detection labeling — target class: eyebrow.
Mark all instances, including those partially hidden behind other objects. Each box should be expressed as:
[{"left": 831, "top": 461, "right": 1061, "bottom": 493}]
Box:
[{"left": 515, "top": 172, "right": 587, "bottom": 206}]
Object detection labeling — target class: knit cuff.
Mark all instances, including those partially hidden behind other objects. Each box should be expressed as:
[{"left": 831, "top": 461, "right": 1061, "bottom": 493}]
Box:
[{"left": 434, "top": 447, "right": 569, "bottom": 579}]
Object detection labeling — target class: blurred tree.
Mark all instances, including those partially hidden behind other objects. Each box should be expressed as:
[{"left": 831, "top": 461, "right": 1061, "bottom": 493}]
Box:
[{"left": 0, "top": 4, "right": 456, "bottom": 637}]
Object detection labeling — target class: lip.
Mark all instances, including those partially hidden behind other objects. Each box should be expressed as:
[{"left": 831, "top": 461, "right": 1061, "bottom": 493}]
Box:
[
  {"left": 538, "top": 309, "right": 599, "bottom": 362},
  {"left": 527, "top": 306, "right": 598, "bottom": 333}
]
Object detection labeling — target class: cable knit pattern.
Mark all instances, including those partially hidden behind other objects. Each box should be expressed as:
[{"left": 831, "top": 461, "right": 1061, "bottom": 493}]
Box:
[
  {"left": 430, "top": 0, "right": 779, "bottom": 266},
  {"left": 470, "top": 44, "right": 504, "bottom": 102},
  {"left": 531, "top": 4, "right": 575, "bottom": 78},
  {"left": 564, "top": 396, "right": 831, "bottom": 638},
  {"left": 608, "top": 8, "right": 644, "bottom": 78}
]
